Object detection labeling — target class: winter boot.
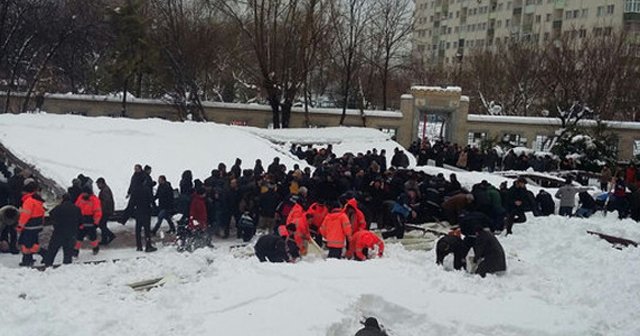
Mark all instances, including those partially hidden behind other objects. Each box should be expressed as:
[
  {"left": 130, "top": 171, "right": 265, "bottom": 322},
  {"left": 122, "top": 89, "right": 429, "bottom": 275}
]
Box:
[
  {"left": 19, "top": 254, "right": 34, "bottom": 267},
  {"left": 92, "top": 246, "right": 100, "bottom": 255},
  {"left": 145, "top": 239, "right": 157, "bottom": 253},
  {"left": 73, "top": 249, "right": 79, "bottom": 258},
  {"left": 38, "top": 248, "right": 48, "bottom": 264}
]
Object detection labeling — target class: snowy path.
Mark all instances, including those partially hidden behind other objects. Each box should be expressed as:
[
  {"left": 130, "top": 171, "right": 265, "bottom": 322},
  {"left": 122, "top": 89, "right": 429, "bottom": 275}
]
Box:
[{"left": 2, "top": 215, "right": 640, "bottom": 336}]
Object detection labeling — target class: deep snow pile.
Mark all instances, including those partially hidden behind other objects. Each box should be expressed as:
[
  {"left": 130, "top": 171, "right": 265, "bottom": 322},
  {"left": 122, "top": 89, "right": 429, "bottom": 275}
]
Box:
[
  {"left": 1, "top": 215, "right": 640, "bottom": 336},
  {"left": 0, "top": 113, "right": 407, "bottom": 207}
]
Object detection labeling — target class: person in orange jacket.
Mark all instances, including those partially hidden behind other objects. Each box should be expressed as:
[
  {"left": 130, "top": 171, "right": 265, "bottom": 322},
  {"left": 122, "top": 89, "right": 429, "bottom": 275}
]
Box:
[
  {"left": 74, "top": 186, "right": 103, "bottom": 255},
  {"left": 17, "top": 180, "right": 46, "bottom": 267},
  {"left": 319, "top": 204, "right": 352, "bottom": 259},
  {"left": 287, "top": 209, "right": 313, "bottom": 255},
  {"left": 347, "top": 230, "right": 384, "bottom": 261},
  {"left": 307, "top": 202, "right": 328, "bottom": 245},
  {"left": 343, "top": 198, "right": 367, "bottom": 234}
]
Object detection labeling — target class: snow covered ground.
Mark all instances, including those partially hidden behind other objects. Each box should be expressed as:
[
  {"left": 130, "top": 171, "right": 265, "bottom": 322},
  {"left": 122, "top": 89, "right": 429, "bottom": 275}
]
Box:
[
  {"left": 1, "top": 215, "right": 640, "bottom": 336},
  {"left": 0, "top": 113, "right": 409, "bottom": 208},
  {"left": 1, "top": 113, "right": 639, "bottom": 336}
]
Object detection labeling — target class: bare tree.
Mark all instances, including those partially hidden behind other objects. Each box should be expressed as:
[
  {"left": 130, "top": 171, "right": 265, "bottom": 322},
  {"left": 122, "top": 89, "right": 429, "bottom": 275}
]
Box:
[
  {"left": 366, "top": 0, "right": 412, "bottom": 110},
  {"left": 328, "top": 0, "right": 370, "bottom": 125},
  {"left": 213, "top": 0, "right": 328, "bottom": 128}
]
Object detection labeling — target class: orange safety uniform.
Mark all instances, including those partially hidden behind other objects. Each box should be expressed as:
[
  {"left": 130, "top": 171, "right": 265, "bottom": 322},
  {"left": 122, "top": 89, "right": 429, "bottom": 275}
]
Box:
[
  {"left": 288, "top": 209, "right": 312, "bottom": 255},
  {"left": 75, "top": 193, "right": 102, "bottom": 249},
  {"left": 17, "top": 192, "right": 46, "bottom": 254},
  {"left": 343, "top": 198, "right": 366, "bottom": 234},
  {"left": 347, "top": 230, "right": 384, "bottom": 260},
  {"left": 307, "top": 202, "right": 328, "bottom": 232},
  {"left": 75, "top": 194, "right": 103, "bottom": 225},
  {"left": 319, "top": 210, "right": 352, "bottom": 249}
]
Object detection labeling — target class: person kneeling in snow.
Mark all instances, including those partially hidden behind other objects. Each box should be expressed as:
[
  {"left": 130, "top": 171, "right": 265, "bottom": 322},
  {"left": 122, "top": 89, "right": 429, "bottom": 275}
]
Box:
[
  {"left": 346, "top": 230, "right": 384, "bottom": 261},
  {"left": 435, "top": 229, "right": 470, "bottom": 271},
  {"left": 254, "top": 224, "right": 300, "bottom": 263},
  {"left": 472, "top": 227, "right": 506, "bottom": 277}
]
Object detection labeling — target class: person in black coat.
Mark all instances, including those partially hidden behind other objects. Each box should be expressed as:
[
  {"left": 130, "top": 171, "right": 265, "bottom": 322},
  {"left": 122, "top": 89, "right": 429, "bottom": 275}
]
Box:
[
  {"left": 436, "top": 233, "right": 470, "bottom": 271},
  {"left": 505, "top": 178, "right": 530, "bottom": 235},
  {"left": 629, "top": 185, "right": 640, "bottom": 222},
  {"left": 131, "top": 168, "right": 156, "bottom": 252},
  {"left": 151, "top": 175, "right": 176, "bottom": 235},
  {"left": 254, "top": 228, "right": 299, "bottom": 263},
  {"left": 473, "top": 229, "right": 507, "bottom": 277},
  {"left": 535, "top": 190, "right": 555, "bottom": 216},
  {"left": 44, "top": 194, "right": 82, "bottom": 266},
  {"left": 355, "top": 317, "right": 387, "bottom": 336},
  {"left": 96, "top": 177, "right": 116, "bottom": 245}
]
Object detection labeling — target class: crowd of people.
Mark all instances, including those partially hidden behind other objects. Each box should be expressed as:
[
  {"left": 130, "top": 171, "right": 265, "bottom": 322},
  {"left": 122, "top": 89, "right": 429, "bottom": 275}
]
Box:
[{"left": 1, "top": 144, "right": 639, "bottom": 275}]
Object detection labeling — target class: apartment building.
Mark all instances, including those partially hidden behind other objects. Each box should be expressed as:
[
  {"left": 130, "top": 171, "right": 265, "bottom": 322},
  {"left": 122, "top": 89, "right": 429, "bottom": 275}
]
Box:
[{"left": 413, "top": 0, "right": 640, "bottom": 64}]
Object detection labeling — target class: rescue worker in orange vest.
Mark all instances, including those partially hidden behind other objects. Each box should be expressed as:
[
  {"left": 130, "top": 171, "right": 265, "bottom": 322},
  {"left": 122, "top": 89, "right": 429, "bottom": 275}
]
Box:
[
  {"left": 307, "top": 202, "right": 328, "bottom": 246},
  {"left": 319, "top": 203, "right": 352, "bottom": 259},
  {"left": 346, "top": 230, "right": 385, "bottom": 261},
  {"left": 343, "top": 198, "right": 367, "bottom": 234},
  {"left": 287, "top": 209, "right": 314, "bottom": 255},
  {"left": 16, "top": 180, "right": 46, "bottom": 267},
  {"left": 74, "top": 186, "right": 103, "bottom": 256}
]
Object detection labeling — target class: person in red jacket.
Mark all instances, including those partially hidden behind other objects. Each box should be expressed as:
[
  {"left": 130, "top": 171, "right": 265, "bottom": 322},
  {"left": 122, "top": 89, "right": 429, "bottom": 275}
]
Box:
[
  {"left": 347, "top": 230, "right": 384, "bottom": 261},
  {"left": 343, "top": 198, "right": 367, "bottom": 234},
  {"left": 74, "top": 186, "right": 103, "bottom": 255},
  {"left": 17, "top": 181, "right": 46, "bottom": 266},
  {"left": 189, "top": 187, "right": 208, "bottom": 231},
  {"left": 319, "top": 204, "right": 352, "bottom": 259}
]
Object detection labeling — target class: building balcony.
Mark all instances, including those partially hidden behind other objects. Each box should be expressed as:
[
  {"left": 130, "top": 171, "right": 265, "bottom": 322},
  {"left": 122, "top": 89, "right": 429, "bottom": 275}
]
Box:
[
  {"left": 554, "top": 0, "right": 565, "bottom": 9},
  {"left": 624, "top": 12, "right": 640, "bottom": 22}
]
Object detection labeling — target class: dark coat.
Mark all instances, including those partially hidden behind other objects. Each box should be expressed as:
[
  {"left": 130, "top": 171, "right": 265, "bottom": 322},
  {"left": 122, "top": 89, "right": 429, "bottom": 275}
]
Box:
[
  {"left": 155, "top": 182, "right": 175, "bottom": 211},
  {"left": 49, "top": 200, "right": 82, "bottom": 238},
  {"left": 258, "top": 189, "right": 280, "bottom": 217},
  {"left": 436, "top": 234, "right": 470, "bottom": 270},
  {"left": 536, "top": 191, "right": 555, "bottom": 216},
  {"left": 254, "top": 234, "right": 300, "bottom": 262},
  {"left": 355, "top": 326, "right": 386, "bottom": 336},
  {"left": 98, "top": 185, "right": 115, "bottom": 216},
  {"left": 474, "top": 230, "right": 506, "bottom": 277}
]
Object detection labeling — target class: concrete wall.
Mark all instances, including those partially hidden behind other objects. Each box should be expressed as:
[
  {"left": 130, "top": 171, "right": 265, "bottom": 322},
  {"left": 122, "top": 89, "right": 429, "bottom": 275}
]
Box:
[{"left": 1, "top": 92, "right": 415, "bottom": 148}]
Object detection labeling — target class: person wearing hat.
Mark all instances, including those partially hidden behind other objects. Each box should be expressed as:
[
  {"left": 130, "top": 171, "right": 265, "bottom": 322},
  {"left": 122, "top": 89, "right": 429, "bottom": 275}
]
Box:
[
  {"left": 254, "top": 223, "right": 300, "bottom": 263},
  {"left": 355, "top": 317, "right": 387, "bottom": 336}
]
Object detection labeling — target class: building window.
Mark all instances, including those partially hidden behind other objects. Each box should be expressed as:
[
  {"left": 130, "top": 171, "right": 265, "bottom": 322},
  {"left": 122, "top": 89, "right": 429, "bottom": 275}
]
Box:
[
  {"left": 497, "top": 20, "right": 502, "bottom": 28},
  {"left": 626, "top": 0, "right": 640, "bottom": 13},
  {"left": 607, "top": 4, "right": 615, "bottom": 15},
  {"left": 565, "top": 11, "right": 571, "bottom": 19},
  {"left": 546, "top": 13, "right": 552, "bottom": 22},
  {"left": 582, "top": 8, "right": 588, "bottom": 18},
  {"left": 534, "top": 135, "right": 549, "bottom": 151},
  {"left": 503, "top": 133, "right": 527, "bottom": 146},
  {"left": 468, "top": 132, "right": 487, "bottom": 147},
  {"left": 634, "top": 140, "right": 640, "bottom": 156},
  {"left": 597, "top": 6, "right": 605, "bottom": 17},
  {"left": 573, "top": 9, "right": 579, "bottom": 18},
  {"left": 579, "top": 29, "right": 586, "bottom": 38},
  {"left": 535, "top": 15, "right": 541, "bottom": 23},
  {"left": 604, "top": 26, "right": 613, "bottom": 35}
]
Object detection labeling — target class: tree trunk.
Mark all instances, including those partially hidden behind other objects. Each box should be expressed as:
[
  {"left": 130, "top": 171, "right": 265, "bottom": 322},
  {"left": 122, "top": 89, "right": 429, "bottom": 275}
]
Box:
[
  {"left": 269, "top": 95, "right": 280, "bottom": 128},
  {"left": 382, "top": 58, "right": 389, "bottom": 110},
  {"left": 281, "top": 100, "right": 292, "bottom": 129},
  {"left": 340, "top": 70, "right": 351, "bottom": 125},
  {"left": 121, "top": 78, "right": 128, "bottom": 117}
]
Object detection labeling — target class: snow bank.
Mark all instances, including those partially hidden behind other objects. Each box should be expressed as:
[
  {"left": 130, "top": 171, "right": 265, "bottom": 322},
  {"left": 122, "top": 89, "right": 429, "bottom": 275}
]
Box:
[
  {"left": 1, "top": 215, "right": 640, "bottom": 335},
  {"left": 0, "top": 113, "right": 409, "bottom": 208}
]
